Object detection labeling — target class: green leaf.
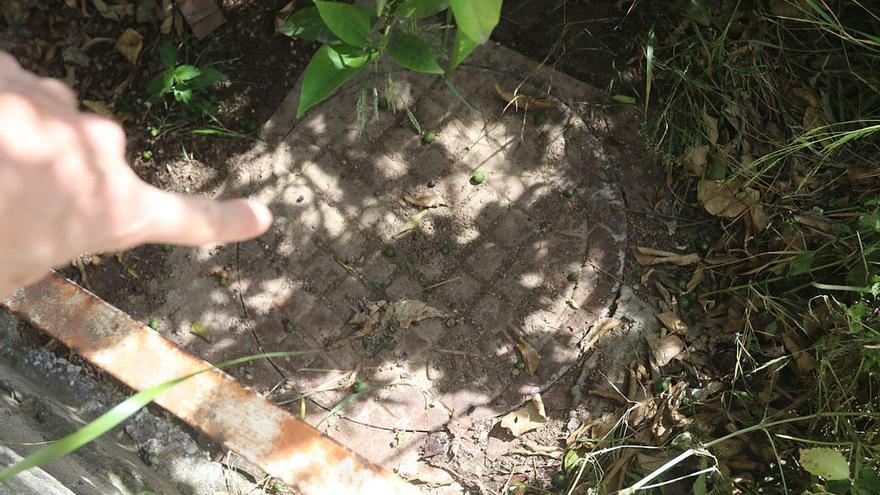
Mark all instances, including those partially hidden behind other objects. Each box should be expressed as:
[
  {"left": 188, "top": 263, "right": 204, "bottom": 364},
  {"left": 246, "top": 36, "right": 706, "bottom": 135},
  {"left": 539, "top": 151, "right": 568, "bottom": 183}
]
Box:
[
  {"left": 387, "top": 33, "right": 443, "bottom": 74},
  {"left": 397, "top": 0, "right": 449, "bottom": 18},
  {"left": 788, "top": 252, "right": 814, "bottom": 277},
  {"left": 313, "top": 1, "right": 374, "bottom": 47},
  {"left": 448, "top": 28, "right": 479, "bottom": 71},
  {"left": 174, "top": 88, "right": 193, "bottom": 105},
  {"left": 449, "top": 0, "right": 501, "bottom": 43},
  {"left": 146, "top": 69, "right": 174, "bottom": 99},
  {"left": 173, "top": 65, "right": 201, "bottom": 82},
  {"left": 159, "top": 41, "right": 177, "bottom": 68},
  {"left": 0, "top": 351, "right": 308, "bottom": 484},
  {"left": 189, "top": 67, "right": 225, "bottom": 92},
  {"left": 799, "top": 448, "right": 850, "bottom": 481},
  {"left": 297, "top": 44, "right": 374, "bottom": 118},
  {"left": 277, "top": 7, "right": 340, "bottom": 44}
]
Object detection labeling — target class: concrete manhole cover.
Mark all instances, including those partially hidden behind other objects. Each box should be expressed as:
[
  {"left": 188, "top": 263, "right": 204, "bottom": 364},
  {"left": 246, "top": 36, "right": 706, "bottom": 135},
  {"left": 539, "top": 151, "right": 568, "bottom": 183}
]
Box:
[{"left": 142, "top": 45, "right": 628, "bottom": 479}]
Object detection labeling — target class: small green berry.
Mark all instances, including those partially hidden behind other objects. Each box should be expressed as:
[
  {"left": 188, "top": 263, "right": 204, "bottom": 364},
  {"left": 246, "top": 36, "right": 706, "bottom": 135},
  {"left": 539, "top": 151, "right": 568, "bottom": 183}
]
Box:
[
  {"left": 352, "top": 379, "right": 366, "bottom": 393},
  {"left": 148, "top": 319, "right": 160, "bottom": 331},
  {"left": 161, "top": 243, "right": 173, "bottom": 252},
  {"left": 655, "top": 377, "right": 671, "bottom": 393},
  {"left": 422, "top": 132, "right": 435, "bottom": 144},
  {"left": 440, "top": 244, "right": 451, "bottom": 255},
  {"left": 149, "top": 127, "right": 159, "bottom": 137},
  {"left": 563, "top": 187, "right": 575, "bottom": 198},
  {"left": 552, "top": 473, "right": 566, "bottom": 487},
  {"left": 534, "top": 110, "right": 547, "bottom": 125},
  {"left": 272, "top": 481, "right": 283, "bottom": 491},
  {"left": 699, "top": 240, "right": 711, "bottom": 251},
  {"left": 383, "top": 246, "right": 397, "bottom": 258},
  {"left": 568, "top": 271, "right": 580, "bottom": 282},
  {"left": 142, "top": 149, "right": 153, "bottom": 160},
  {"left": 471, "top": 170, "right": 486, "bottom": 185},
  {"left": 680, "top": 298, "right": 691, "bottom": 309},
  {"left": 677, "top": 279, "right": 688, "bottom": 290},
  {"left": 515, "top": 361, "right": 526, "bottom": 370},
  {"left": 284, "top": 322, "right": 296, "bottom": 334}
]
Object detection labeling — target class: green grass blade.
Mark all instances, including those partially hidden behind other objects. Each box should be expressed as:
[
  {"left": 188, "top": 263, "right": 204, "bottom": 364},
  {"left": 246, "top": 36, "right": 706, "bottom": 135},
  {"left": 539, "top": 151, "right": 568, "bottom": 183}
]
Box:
[{"left": 0, "top": 351, "right": 308, "bottom": 483}]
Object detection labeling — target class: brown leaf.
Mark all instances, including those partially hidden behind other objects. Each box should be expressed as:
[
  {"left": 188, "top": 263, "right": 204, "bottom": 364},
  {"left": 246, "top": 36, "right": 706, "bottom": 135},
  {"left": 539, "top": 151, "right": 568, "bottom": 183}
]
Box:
[
  {"left": 494, "top": 83, "right": 559, "bottom": 111},
  {"left": 681, "top": 145, "right": 709, "bottom": 176},
  {"left": 404, "top": 192, "right": 446, "bottom": 208},
  {"left": 794, "top": 214, "right": 832, "bottom": 234},
  {"left": 750, "top": 204, "right": 770, "bottom": 232},
  {"left": 82, "top": 100, "right": 115, "bottom": 118},
  {"left": 648, "top": 334, "right": 684, "bottom": 367},
  {"left": 91, "top": 0, "right": 134, "bottom": 20},
  {"left": 515, "top": 337, "right": 540, "bottom": 375},
  {"left": 631, "top": 246, "right": 700, "bottom": 266},
  {"left": 698, "top": 180, "right": 759, "bottom": 218},
  {"left": 393, "top": 299, "right": 445, "bottom": 328},
  {"left": 686, "top": 266, "right": 705, "bottom": 293},
  {"left": 500, "top": 394, "right": 547, "bottom": 437},
  {"left": 114, "top": 28, "right": 143, "bottom": 65},
  {"left": 704, "top": 114, "right": 719, "bottom": 145},
  {"left": 657, "top": 313, "right": 688, "bottom": 335}
]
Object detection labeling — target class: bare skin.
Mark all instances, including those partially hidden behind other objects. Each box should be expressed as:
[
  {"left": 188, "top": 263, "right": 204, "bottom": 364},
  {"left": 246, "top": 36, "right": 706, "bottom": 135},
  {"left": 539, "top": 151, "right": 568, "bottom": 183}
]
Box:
[{"left": 0, "top": 51, "right": 273, "bottom": 297}]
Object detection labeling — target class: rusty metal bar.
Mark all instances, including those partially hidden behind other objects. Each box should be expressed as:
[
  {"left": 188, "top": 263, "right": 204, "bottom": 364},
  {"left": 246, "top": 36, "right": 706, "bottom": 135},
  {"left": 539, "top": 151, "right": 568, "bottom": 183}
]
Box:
[{"left": 1, "top": 272, "right": 418, "bottom": 495}]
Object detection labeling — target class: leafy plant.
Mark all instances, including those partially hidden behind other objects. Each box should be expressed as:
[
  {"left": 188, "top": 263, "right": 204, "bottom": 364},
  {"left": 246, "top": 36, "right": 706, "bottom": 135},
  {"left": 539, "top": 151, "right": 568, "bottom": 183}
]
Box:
[
  {"left": 279, "top": 0, "right": 503, "bottom": 118},
  {"left": 146, "top": 41, "right": 226, "bottom": 119}
]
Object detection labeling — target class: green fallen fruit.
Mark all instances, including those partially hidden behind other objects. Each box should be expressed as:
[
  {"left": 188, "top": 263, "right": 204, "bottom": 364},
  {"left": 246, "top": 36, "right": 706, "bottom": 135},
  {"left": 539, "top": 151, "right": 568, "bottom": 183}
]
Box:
[
  {"left": 534, "top": 110, "right": 547, "bottom": 125},
  {"left": 142, "top": 150, "right": 153, "bottom": 160},
  {"left": 677, "top": 279, "right": 687, "bottom": 290},
  {"left": 471, "top": 170, "right": 486, "bottom": 185},
  {"left": 272, "top": 481, "right": 283, "bottom": 492},
  {"left": 148, "top": 319, "right": 160, "bottom": 331},
  {"left": 564, "top": 187, "right": 575, "bottom": 198},
  {"left": 699, "top": 240, "right": 711, "bottom": 251},
  {"left": 422, "top": 132, "right": 435, "bottom": 144},
  {"left": 515, "top": 361, "right": 526, "bottom": 370},
  {"left": 440, "top": 244, "right": 451, "bottom": 255},
  {"left": 284, "top": 322, "right": 296, "bottom": 334},
  {"left": 149, "top": 127, "right": 159, "bottom": 137},
  {"left": 552, "top": 473, "right": 567, "bottom": 487},
  {"left": 383, "top": 246, "right": 397, "bottom": 258},
  {"left": 352, "top": 379, "right": 366, "bottom": 393},
  {"left": 680, "top": 298, "right": 691, "bottom": 309},
  {"left": 568, "top": 271, "right": 580, "bottom": 282},
  {"left": 161, "top": 243, "right": 173, "bottom": 252}
]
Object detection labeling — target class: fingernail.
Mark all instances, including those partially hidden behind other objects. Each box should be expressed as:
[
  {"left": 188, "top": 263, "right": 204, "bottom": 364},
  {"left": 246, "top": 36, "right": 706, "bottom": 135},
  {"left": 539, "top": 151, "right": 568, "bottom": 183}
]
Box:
[{"left": 247, "top": 199, "right": 274, "bottom": 231}]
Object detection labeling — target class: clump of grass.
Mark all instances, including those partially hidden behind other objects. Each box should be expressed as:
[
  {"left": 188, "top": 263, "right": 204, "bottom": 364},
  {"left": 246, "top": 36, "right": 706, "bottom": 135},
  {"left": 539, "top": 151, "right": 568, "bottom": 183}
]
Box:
[{"left": 561, "top": 1, "right": 880, "bottom": 494}]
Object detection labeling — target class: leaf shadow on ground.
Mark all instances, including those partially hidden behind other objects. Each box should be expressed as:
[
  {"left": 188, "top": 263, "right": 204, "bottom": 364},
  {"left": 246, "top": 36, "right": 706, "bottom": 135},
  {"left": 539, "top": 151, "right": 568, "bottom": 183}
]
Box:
[{"left": 66, "top": 53, "right": 655, "bottom": 491}]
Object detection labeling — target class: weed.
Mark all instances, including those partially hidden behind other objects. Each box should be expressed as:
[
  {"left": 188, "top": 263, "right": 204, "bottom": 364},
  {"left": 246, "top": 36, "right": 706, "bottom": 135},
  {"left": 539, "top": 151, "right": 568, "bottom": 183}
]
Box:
[
  {"left": 146, "top": 40, "right": 225, "bottom": 131},
  {"left": 278, "top": 0, "right": 504, "bottom": 118}
]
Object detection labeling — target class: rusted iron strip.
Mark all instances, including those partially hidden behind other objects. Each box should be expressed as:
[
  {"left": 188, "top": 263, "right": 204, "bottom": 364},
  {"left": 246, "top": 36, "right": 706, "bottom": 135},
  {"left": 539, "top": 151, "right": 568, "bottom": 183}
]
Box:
[{"left": 1, "top": 272, "right": 418, "bottom": 495}]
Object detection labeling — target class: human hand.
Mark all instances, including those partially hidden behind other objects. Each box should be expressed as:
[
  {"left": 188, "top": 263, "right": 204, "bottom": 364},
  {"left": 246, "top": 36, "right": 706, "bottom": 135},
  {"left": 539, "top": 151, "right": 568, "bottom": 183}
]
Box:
[{"left": 0, "top": 52, "right": 273, "bottom": 297}]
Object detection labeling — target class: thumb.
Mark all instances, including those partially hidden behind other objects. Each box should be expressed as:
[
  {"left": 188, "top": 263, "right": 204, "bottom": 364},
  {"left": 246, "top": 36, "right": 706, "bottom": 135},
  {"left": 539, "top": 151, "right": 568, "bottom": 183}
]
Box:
[{"left": 140, "top": 188, "right": 273, "bottom": 246}]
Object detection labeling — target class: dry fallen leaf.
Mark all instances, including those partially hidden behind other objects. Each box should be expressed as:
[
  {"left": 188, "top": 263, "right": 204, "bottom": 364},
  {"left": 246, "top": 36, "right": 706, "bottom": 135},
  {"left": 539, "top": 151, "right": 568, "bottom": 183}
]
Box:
[
  {"left": 698, "top": 180, "right": 760, "bottom": 218},
  {"left": 114, "top": 28, "right": 143, "bottom": 65},
  {"left": 494, "top": 83, "right": 558, "bottom": 111},
  {"left": 82, "top": 100, "right": 115, "bottom": 118},
  {"left": 91, "top": 0, "right": 134, "bottom": 20},
  {"left": 794, "top": 214, "right": 832, "bottom": 234},
  {"left": 190, "top": 321, "right": 212, "bottom": 342},
  {"left": 686, "top": 266, "right": 705, "bottom": 293},
  {"left": 704, "top": 113, "right": 719, "bottom": 145},
  {"left": 750, "top": 204, "right": 770, "bottom": 232},
  {"left": 393, "top": 299, "right": 445, "bottom": 328},
  {"left": 681, "top": 144, "right": 709, "bottom": 176},
  {"left": 500, "top": 394, "right": 547, "bottom": 437},
  {"left": 404, "top": 192, "right": 446, "bottom": 208},
  {"left": 631, "top": 246, "right": 700, "bottom": 266},
  {"left": 395, "top": 209, "right": 429, "bottom": 237},
  {"left": 515, "top": 337, "right": 540, "bottom": 375},
  {"left": 648, "top": 334, "right": 685, "bottom": 367},
  {"left": 657, "top": 313, "right": 688, "bottom": 335}
]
